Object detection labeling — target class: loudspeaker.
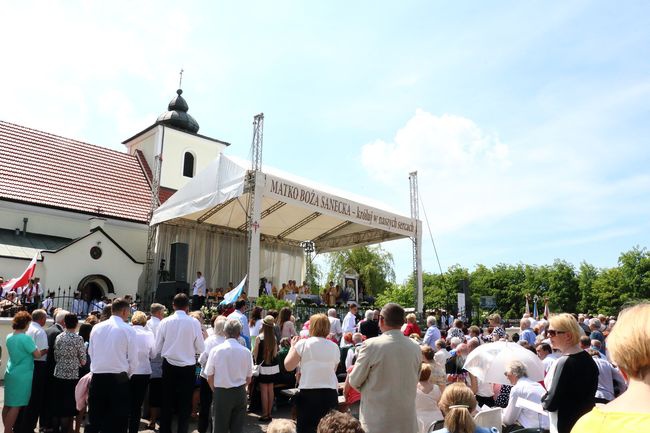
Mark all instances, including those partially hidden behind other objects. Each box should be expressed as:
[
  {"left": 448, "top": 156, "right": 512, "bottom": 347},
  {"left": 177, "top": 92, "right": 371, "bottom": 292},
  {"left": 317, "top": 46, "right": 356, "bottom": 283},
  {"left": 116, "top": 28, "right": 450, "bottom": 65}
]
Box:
[
  {"left": 155, "top": 281, "right": 190, "bottom": 309},
  {"left": 169, "top": 242, "right": 189, "bottom": 282},
  {"left": 458, "top": 279, "right": 472, "bottom": 320}
]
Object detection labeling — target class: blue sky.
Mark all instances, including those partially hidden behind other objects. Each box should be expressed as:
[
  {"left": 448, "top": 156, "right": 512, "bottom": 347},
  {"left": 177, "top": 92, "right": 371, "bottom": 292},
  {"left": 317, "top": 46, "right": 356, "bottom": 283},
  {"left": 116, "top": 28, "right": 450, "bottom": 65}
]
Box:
[{"left": 1, "top": 1, "right": 649, "bottom": 282}]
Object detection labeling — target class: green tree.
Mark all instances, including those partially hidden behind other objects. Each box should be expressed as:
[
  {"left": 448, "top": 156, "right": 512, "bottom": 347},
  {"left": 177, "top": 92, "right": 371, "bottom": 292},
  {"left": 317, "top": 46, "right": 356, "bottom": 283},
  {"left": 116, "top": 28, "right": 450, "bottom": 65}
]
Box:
[
  {"left": 326, "top": 246, "right": 395, "bottom": 295},
  {"left": 546, "top": 260, "right": 579, "bottom": 313},
  {"left": 618, "top": 246, "right": 650, "bottom": 300},
  {"left": 592, "top": 267, "right": 627, "bottom": 316},
  {"left": 305, "top": 260, "right": 322, "bottom": 294},
  {"left": 404, "top": 271, "right": 457, "bottom": 311},
  {"left": 487, "top": 263, "right": 526, "bottom": 319},
  {"left": 375, "top": 283, "right": 415, "bottom": 308},
  {"left": 577, "top": 262, "right": 599, "bottom": 313}
]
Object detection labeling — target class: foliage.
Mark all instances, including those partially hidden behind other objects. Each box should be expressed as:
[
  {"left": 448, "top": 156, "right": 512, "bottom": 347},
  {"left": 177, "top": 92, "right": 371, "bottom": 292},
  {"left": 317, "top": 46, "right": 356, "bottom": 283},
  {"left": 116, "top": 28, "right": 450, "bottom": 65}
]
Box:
[
  {"left": 305, "top": 260, "right": 322, "bottom": 294},
  {"left": 375, "top": 284, "right": 415, "bottom": 308},
  {"left": 321, "top": 245, "right": 649, "bottom": 318},
  {"left": 254, "top": 295, "right": 293, "bottom": 311},
  {"left": 326, "top": 246, "right": 395, "bottom": 295}
]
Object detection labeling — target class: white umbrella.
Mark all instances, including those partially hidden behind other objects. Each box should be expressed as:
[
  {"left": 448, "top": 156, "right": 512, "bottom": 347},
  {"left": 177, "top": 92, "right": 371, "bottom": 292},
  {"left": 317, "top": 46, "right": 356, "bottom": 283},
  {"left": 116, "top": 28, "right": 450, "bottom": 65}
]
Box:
[{"left": 463, "top": 341, "right": 545, "bottom": 385}]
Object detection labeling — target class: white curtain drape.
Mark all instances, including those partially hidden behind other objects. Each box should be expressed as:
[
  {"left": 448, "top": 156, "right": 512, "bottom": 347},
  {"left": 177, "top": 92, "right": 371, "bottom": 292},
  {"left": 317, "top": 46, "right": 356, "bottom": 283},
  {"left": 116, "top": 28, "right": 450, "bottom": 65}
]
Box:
[{"left": 155, "top": 222, "right": 304, "bottom": 292}]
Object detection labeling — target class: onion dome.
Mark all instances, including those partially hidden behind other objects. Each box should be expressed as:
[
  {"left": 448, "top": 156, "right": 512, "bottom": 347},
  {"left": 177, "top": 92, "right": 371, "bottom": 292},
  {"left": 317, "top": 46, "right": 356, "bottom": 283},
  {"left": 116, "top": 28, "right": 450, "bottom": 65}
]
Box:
[{"left": 156, "top": 89, "right": 200, "bottom": 133}]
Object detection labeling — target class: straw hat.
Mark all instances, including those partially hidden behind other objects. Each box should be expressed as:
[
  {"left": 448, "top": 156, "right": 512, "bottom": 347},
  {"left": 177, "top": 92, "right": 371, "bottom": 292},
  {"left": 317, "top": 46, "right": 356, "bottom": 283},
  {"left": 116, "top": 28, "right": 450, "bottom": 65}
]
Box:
[{"left": 262, "top": 315, "right": 275, "bottom": 327}]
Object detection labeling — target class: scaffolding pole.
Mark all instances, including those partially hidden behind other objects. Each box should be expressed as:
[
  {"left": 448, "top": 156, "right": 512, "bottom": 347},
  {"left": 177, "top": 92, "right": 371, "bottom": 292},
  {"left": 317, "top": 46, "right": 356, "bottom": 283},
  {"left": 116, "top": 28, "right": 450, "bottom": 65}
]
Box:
[{"left": 409, "top": 171, "right": 424, "bottom": 312}]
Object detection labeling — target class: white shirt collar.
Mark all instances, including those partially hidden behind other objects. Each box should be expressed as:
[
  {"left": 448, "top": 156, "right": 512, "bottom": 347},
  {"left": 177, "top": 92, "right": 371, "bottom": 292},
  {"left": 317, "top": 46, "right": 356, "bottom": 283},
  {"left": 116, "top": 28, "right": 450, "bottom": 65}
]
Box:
[{"left": 110, "top": 315, "right": 127, "bottom": 325}]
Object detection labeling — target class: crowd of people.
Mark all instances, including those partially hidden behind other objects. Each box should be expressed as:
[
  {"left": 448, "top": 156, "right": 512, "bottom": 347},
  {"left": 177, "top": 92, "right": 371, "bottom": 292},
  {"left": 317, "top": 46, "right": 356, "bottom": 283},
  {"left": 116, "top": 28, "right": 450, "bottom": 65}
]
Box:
[{"left": 3, "top": 293, "right": 649, "bottom": 433}]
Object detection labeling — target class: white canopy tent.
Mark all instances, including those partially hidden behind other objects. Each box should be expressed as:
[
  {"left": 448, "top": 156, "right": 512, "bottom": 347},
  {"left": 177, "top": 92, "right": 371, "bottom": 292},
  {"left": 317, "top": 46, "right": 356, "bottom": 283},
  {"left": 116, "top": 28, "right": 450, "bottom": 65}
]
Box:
[{"left": 151, "top": 154, "right": 423, "bottom": 309}]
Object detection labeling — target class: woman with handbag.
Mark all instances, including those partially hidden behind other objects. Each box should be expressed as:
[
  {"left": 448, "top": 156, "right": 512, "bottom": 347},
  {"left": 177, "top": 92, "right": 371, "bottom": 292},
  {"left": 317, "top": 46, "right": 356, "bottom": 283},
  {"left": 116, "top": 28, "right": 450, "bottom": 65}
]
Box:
[
  {"left": 253, "top": 315, "right": 281, "bottom": 422},
  {"left": 284, "top": 314, "right": 340, "bottom": 433}
]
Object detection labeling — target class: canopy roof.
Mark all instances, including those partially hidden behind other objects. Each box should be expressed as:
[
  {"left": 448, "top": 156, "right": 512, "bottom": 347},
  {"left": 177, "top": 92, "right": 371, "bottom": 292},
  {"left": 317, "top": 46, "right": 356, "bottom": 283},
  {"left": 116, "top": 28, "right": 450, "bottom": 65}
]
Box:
[{"left": 151, "top": 154, "right": 418, "bottom": 253}]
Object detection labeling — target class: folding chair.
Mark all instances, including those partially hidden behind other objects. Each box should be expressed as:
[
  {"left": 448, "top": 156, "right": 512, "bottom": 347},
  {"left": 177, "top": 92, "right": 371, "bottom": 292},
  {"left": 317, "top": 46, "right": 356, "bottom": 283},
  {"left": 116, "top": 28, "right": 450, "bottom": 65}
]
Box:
[{"left": 474, "top": 406, "right": 503, "bottom": 433}]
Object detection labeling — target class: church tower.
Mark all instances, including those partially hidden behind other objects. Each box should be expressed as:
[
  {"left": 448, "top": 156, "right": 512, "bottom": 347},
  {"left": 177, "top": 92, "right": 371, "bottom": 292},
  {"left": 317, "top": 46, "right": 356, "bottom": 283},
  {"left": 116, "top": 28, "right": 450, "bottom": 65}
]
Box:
[{"left": 122, "top": 88, "right": 230, "bottom": 198}]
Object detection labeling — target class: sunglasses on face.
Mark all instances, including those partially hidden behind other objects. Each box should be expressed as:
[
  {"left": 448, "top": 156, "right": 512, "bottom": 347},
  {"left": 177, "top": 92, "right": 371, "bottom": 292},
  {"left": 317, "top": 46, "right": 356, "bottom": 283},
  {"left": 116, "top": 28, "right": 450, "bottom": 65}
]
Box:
[{"left": 547, "top": 329, "right": 566, "bottom": 337}]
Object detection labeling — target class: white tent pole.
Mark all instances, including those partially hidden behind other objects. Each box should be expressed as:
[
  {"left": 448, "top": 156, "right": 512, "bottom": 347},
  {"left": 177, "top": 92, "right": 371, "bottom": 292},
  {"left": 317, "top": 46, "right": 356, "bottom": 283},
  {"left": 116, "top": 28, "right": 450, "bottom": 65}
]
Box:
[
  {"left": 248, "top": 171, "right": 264, "bottom": 298},
  {"left": 416, "top": 220, "right": 424, "bottom": 312}
]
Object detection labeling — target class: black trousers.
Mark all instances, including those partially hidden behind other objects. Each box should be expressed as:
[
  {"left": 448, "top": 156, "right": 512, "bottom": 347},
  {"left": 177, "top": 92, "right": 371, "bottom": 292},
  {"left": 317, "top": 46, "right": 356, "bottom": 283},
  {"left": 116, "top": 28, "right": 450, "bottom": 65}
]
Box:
[
  {"left": 295, "top": 388, "right": 338, "bottom": 433},
  {"left": 129, "top": 374, "right": 150, "bottom": 433},
  {"left": 192, "top": 295, "right": 205, "bottom": 311},
  {"left": 40, "top": 366, "right": 57, "bottom": 429},
  {"left": 88, "top": 372, "right": 130, "bottom": 433},
  {"left": 17, "top": 361, "right": 47, "bottom": 433},
  {"left": 198, "top": 377, "right": 213, "bottom": 433},
  {"left": 160, "top": 360, "right": 196, "bottom": 433}
]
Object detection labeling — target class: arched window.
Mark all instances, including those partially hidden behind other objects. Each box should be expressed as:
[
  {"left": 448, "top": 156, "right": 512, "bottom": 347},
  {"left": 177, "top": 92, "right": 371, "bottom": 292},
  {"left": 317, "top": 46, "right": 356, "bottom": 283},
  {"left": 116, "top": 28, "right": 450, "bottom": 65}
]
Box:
[{"left": 183, "top": 152, "right": 195, "bottom": 177}]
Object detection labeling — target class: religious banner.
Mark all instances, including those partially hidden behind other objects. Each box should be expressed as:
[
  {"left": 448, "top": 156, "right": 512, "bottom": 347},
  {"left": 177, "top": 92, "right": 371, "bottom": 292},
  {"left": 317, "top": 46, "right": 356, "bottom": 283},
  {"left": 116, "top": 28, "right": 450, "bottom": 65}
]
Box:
[
  {"left": 264, "top": 174, "right": 416, "bottom": 237},
  {"left": 343, "top": 269, "right": 359, "bottom": 304}
]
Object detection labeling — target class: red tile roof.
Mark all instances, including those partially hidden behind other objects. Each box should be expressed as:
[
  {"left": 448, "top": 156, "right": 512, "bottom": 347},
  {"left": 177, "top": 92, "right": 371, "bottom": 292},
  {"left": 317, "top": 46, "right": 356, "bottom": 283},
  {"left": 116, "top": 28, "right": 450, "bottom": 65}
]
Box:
[
  {"left": 159, "top": 187, "right": 176, "bottom": 204},
  {"left": 0, "top": 121, "right": 153, "bottom": 223}
]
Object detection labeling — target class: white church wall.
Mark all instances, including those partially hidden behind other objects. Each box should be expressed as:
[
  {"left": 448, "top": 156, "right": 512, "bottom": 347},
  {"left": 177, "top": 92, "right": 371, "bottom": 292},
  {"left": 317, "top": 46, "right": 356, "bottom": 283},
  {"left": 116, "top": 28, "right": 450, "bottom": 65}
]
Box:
[
  {"left": 159, "top": 127, "right": 227, "bottom": 191},
  {"left": 0, "top": 256, "right": 38, "bottom": 281},
  {"left": 0, "top": 201, "right": 148, "bottom": 262},
  {"left": 124, "top": 127, "right": 157, "bottom": 171},
  {"left": 41, "top": 230, "right": 143, "bottom": 297}
]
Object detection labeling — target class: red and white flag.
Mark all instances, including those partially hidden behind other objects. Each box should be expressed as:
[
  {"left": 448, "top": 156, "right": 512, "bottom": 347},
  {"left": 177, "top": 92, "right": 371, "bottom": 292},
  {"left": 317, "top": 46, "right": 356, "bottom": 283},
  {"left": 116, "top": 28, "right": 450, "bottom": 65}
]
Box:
[{"left": 1, "top": 253, "right": 38, "bottom": 291}]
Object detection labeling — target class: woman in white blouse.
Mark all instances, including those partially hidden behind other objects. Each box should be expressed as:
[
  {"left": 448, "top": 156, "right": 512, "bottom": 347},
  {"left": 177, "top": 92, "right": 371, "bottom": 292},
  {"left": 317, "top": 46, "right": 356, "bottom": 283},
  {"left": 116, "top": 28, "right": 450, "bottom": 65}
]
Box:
[{"left": 284, "top": 314, "right": 340, "bottom": 433}]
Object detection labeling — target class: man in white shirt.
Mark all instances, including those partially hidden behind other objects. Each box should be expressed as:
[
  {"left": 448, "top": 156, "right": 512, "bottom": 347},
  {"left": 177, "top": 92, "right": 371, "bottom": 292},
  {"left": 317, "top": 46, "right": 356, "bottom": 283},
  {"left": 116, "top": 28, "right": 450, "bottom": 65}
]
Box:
[
  {"left": 154, "top": 293, "right": 205, "bottom": 433},
  {"left": 22, "top": 278, "right": 42, "bottom": 311},
  {"left": 192, "top": 271, "right": 207, "bottom": 311},
  {"left": 20, "top": 309, "right": 49, "bottom": 433},
  {"left": 327, "top": 308, "right": 343, "bottom": 343},
  {"left": 341, "top": 304, "right": 358, "bottom": 347},
  {"left": 147, "top": 303, "right": 166, "bottom": 337},
  {"left": 87, "top": 299, "right": 138, "bottom": 433},
  {"left": 535, "top": 342, "right": 558, "bottom": 374},
  {"left": 205, "top": 319, "right": 253, "bottom": 433},
  {"left": 227, "top": 300, "right": 250, "bottom": 349},
  {"left": 197, "top": 316, "right": 228, "bottom": 433},
  {"left": 503, "top": 360, "right": 550, "bottom": 431},
  {"left": 146, "top": 302, "right": 166, "bottom": 429}
]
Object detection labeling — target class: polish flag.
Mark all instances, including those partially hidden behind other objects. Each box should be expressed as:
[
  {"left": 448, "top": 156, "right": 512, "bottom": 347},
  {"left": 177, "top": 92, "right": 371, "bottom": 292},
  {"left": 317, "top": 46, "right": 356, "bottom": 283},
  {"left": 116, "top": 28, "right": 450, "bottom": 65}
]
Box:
[{"left": 2, "top": 253, "right": 38, "bottom": 291}]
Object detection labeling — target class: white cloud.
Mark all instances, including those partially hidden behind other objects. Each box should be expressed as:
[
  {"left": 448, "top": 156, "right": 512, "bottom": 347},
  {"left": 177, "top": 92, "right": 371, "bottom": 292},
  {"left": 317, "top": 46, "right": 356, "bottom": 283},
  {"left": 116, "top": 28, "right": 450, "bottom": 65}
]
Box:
[
  {"left": 0, "top": 2, "right": 194, "bottom": 142},
  {"left": 361, "top": 100, "right": 650, "bottom": 273},
  {"left": 361, "top": 110, "right": 533, "bottom": 232}
]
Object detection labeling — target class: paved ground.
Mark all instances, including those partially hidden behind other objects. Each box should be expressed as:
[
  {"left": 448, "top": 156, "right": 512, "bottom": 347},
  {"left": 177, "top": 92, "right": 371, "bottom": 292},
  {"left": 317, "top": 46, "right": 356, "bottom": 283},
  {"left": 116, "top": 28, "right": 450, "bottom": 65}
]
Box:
[{"left": 0, "top": 383, "right": 294, "bottom": 433}]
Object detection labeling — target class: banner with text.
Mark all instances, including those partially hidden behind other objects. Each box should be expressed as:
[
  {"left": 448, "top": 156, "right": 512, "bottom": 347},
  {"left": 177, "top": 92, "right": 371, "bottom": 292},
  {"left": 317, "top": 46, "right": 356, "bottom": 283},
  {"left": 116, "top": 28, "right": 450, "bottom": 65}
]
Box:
[{"left": 263, "top": 174, "right": 416, "bottom": 237}]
